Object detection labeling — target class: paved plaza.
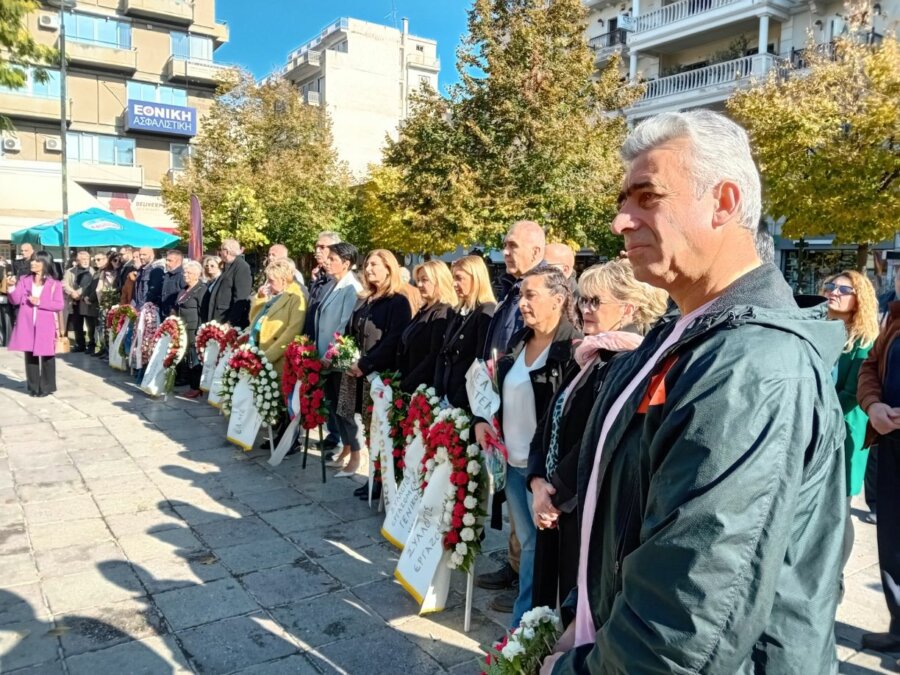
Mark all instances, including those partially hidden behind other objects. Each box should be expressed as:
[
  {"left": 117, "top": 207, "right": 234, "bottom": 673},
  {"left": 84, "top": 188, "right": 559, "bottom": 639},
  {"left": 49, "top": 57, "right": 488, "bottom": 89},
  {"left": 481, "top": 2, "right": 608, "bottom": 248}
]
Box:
[{"left": 0, "top": 349, "right": 896, "bottom": 674}]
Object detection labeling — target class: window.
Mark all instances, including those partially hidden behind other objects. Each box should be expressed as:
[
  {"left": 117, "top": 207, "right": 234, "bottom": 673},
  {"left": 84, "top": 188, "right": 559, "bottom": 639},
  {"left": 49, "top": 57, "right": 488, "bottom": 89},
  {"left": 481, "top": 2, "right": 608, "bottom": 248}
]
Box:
[
  {"left": 0, "top": 67, "right": 61, "bottom": 99},
  {"left": 127, "top": 81, "right": 188, "bottom": 106},
  {"left": 170, "top": 32, "right": 213, "bottom": 62},
  {"left": 66, "top": 133, "right": 135, "bottom": 166},
  {"left": 64, "top": 12, "right": 131, "bottom": 49},
  {"left": 331, "top": 40, "right": 348, "bottom": 53},
  {"left": 170, "top": 143, "right": 191, "bottom": 170}
]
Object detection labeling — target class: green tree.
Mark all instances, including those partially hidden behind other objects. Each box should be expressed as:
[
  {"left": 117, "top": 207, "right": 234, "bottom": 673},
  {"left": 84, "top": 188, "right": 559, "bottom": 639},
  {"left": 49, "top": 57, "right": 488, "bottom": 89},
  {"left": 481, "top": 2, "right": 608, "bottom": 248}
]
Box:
[
  {"left": 0, "top": 0, "right": 58, "bottom": 130},
  {"left": 161, "top": 70, "right": 351, "bottom": 255},
  {"left": 728, "top": 29, "right": 900, "bottom": 269}
]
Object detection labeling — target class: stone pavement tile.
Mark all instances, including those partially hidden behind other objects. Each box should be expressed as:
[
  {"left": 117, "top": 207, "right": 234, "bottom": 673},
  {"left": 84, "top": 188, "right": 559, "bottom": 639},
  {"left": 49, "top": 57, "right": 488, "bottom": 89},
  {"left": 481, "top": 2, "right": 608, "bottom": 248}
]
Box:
[
  {"left": 309, "top": 625, "right": 444, "bottom": 674},
  {"left": 258, "top": 504, "right": 341, "bottom": 536},
  {"left": 16, "top": 481, "right": 88, "bottom": 504},
  {"left": 77, "top": 458, "right": 144, "bottom": 481},
  {"left": 104, "top": 508, "right": 183, "bottom": 538},
  {"left": 2, "top": 659, "right": 66, "bottom": 674},
  {"left": 153, "top": 577, "right": 259, "bottom": 631},
  {"left": 194, "top": 515, "right": 281, "bottom": 549},
  {"left": 288, "top": 521, "right": 381, "bottom": 560},
  {"left": 92, "top": 486, "right": 167, "bottom": 516},
  {"left": 214, "top": 538, "right": 306, "bottom": 576},
  {"left": 6, "top": 451, "right": 71, "bottom": 472},
  {"left": 0, "top": 487, "right": 19, "bottom": 505},
  {"left": 82, "top": 471, "right": 159, "bottom": 497},
  {"left": 321, "top": 497, "right": 384, "bottom": 523},
  {"left": 51, "top": 418, "right": 104, "bottom": 432},
  {"left": 28, "top": 518, "right": 112, "bottom": 552},
  {"left": 216, "top": 470, "right": 290, "bottom": 497},
  {"left": 22, "top": 495, "right": 101, "bottom": 525},
  {"left": 68, "top": 446, "right": 132, "bottom": 466},
  {"left": 169, "top": 497, "right": 253, "bottom": 525},
  {"left": 840, "top": 649, "right": 897, "bottom": 674},
  {"left": 236, "top": 487, "right": 312, "bottom": 514},
  {"left": 0, "top": 523, "right": 30, "bottom": 555},
  {"left": 34, "top": 541, "right": 123, "bottom": 578},
  {"left": 240, "top": 561, "right": 341, "bottom": 609},
  {"left": 296, "top": 480, "right": 361, "bottom": 503},
  {"left": 398, "top": 606, "right": 497, "bottom": 669},
  {"left": 316, "top": 543, "right": 399, "bottom": 589},
  {"left": 13, "top": 465, "right": 82, "bottom": 487},
  {"left": 0, "top": 503, "right": 24, "bottom": 527},
  {"left": 0, "top": 621, "right": 60, "bottom": 671},
  {"left": 63, "top": 434, "right": 124, "bottom": 454},
  {"left": 64, "top": 634, "right": 191, "bottom": 675},
  {"left": 117, "top": 527, "right": 206, "bottom": 563},
  {"left": 0, "top": 422, "right": 56, "bottom": 441},
  {"left": 1, "top": 553, "right": 39, "bottom": 588},
  {"left": 270, "top": 590, "right": 385, "bottom": 649},
  {"left": 350, "top": 578, "right": 435, "bottom": 624},
  {"left": 232, "top": 653, "right": 320, "bottom": 675},
  {"left": 133, "top": 551, "right": 231, "bottom": 595},
  {"left": 42, "top": 562, "right": 143, "bottom": 614},
  {"left": 0, "top": 583, "right": 48, "bottom": 625},
  {"left": 56, "top": 597, "right": 166, "bottom": 657},
  {"left": 176, "top": 613, "right": 298, "bottom": 674}
]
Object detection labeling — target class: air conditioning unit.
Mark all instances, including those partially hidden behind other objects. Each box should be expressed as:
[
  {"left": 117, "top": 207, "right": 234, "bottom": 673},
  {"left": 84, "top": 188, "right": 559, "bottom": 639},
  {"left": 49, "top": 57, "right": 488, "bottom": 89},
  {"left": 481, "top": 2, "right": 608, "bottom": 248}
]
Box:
[
  {"left": 38, "top": 14, "right": 60, "bottom": 30},
  {"left": 45, "top": 137, "right": 62, "bottom": 152},
  {"left": 2, "top": 137, "right": 21, "bottom": 152}
]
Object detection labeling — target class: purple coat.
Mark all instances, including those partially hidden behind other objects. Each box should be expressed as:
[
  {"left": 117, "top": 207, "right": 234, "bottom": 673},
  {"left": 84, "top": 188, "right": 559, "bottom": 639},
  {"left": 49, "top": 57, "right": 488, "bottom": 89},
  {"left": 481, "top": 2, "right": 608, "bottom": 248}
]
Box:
[{"left": 8, "top": 276, "right": 64, "bottom": 357}]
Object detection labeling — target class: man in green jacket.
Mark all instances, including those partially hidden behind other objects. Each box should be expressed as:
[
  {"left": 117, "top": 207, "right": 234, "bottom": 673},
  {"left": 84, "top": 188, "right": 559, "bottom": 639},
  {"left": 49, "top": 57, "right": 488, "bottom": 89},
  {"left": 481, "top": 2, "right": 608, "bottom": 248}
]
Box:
[{"left": 544, "top": 110, "right": 846, "bottom": 674}]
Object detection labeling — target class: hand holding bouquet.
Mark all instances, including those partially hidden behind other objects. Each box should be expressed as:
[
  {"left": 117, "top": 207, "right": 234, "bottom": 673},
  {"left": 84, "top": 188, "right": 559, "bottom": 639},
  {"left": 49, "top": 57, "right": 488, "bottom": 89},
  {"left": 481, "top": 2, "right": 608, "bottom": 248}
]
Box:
[
  {"left": 484, "top": 607, "right": 563, "bottom": 675},
  {"left": 323, "top": 333, "right": 360, "bottom": 372}
]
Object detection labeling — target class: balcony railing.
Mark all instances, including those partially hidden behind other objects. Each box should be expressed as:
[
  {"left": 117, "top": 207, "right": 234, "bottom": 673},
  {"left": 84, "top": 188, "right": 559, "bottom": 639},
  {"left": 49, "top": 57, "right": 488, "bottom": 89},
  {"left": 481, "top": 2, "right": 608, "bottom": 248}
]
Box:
[
  {"left": 304, "top": 90, "right": 320, "bottom": 106},
  {"left": 288, "top": 18, "right": 349, "bottom": 61},
  {"left": 123, "top": 0, "right": 192, "bottom": 24},
  {"left": 790, "top": 31, "right": 883, "bottom": 69},
  {"left": 634, "top": 0, "right": 740, "bottom": 33},
  {"left": 589, "top": 28, "right": 628, "bottom": 49},
  {"left": 406, "top": 52, "right": 440, "bottom": 70},
  {"left": 640, "top": 54, "right": 778, "bottom": 101},
  {"left": 165, "top": 56, "right": 231, "bottom": 85},
  {"left": 63, "top": 38, "right": 137, "bottom": 73}
]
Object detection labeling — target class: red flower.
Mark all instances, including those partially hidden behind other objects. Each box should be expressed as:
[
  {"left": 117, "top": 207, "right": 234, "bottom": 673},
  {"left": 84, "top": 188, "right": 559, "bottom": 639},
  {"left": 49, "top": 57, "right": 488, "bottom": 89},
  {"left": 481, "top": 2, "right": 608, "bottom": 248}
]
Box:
[
  {"left": 457, "top": 488, "right": 466, "bottom": 501},
  {"left": 446, "top": 530, "right": 460, "bottom": 545},
  {"left": 451, "top": 516, "right": 463, "bottom": 529},
  {"left": 394, "top": 399, "right": 404, "bottom": 410},
  {"left": 308, "top": 373, "right": 320, "bottom": 385}
]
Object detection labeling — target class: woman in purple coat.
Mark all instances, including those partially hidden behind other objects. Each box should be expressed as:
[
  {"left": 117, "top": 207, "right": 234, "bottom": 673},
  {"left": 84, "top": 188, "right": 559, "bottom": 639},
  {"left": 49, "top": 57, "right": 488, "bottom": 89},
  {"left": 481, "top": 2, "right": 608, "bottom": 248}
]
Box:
[{"left": 8, "top": 251, "right": 64, "bottom": 397}]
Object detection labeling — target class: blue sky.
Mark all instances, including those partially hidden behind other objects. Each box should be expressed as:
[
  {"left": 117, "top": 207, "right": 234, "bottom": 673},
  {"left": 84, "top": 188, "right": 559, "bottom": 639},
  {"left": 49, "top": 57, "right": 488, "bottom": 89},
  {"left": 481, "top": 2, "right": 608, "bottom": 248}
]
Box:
[{"left": 214, "top": 0, "right": 469, "bottom": 92}]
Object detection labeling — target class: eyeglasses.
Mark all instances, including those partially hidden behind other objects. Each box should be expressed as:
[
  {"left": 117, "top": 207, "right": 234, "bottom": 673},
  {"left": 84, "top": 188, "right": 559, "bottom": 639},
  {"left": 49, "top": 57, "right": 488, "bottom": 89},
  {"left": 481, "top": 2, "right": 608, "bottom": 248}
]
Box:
[
  {"left": 577, "top": 296, "right": 620, "bottom": 311},
  {"left": 824, "top": 282, "right": 855, "bottom": 296}
]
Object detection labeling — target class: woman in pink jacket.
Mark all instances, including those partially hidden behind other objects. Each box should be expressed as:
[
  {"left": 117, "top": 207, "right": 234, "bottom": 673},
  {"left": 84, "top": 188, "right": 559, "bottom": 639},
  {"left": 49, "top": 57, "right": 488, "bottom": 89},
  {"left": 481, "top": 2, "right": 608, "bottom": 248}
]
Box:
[{"left": 8, "top": 251, "right": 65, "bottom": 397}]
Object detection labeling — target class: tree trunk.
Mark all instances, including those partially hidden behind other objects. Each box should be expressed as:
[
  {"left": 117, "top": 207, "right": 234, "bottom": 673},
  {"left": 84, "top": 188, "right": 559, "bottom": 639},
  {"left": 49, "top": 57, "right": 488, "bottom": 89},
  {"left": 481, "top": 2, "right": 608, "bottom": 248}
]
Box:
[{"left": 856, "top": 242, "right": 870, "bottom": 273}]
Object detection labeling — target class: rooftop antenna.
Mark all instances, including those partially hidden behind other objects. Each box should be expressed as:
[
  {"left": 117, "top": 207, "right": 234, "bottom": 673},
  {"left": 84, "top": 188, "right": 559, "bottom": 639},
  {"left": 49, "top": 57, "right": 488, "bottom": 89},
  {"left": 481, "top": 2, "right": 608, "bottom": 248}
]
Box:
[{"left": 386, "top": 0, "right": 399, "bottom": 28}]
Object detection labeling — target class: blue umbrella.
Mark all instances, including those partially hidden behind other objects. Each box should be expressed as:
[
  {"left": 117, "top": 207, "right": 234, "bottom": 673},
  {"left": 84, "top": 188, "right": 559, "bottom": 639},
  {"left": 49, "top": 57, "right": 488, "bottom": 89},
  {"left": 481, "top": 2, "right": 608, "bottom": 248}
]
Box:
[{"left": 11, "top": 207, "right": 180, "bottom": 248}]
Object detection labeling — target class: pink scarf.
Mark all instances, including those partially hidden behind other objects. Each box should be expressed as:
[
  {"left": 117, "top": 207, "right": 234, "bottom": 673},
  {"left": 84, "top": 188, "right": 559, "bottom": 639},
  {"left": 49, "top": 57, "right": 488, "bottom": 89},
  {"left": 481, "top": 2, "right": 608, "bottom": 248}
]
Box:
[{"left": 574, "top": 331, "right": 644, "bottom": 368}]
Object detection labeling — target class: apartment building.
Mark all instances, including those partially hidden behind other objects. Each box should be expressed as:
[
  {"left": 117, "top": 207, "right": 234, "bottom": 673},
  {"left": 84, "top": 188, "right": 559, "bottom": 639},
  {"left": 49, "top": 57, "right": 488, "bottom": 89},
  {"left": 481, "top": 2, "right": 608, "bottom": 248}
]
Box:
[
  {"left": 0, "top": 0, "right": 231, "bottom": 253},
  {"left": 267, "top": 17, "right": 440, "bottom": 179},
  {"left": 584, "top": 0, "right": 898, "bottom": 290}
]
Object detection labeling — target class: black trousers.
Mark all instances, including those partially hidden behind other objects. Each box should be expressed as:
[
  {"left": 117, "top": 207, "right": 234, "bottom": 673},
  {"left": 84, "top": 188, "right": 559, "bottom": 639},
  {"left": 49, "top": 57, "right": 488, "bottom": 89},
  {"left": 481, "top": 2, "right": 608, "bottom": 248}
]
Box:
[
  {"left": 24, "top": 352, "right": 56, "bottom": 395},
  {"left": 72, "top": 310, "right": 97, "bottom": 350},
  {"left": 876, "top": 432, "right": 900, "bottom": 634},
  {"left": 532, "top": 509, "right": 579, "bottom": 612},
  {"left": 865, "top": 445, "right": 878, "bottom": 513}
]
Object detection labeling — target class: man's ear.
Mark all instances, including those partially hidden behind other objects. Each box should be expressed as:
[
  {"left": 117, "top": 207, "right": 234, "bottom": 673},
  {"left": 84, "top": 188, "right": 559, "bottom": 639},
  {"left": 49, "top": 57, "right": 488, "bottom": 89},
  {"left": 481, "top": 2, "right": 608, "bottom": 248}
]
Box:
[{"left": 712, "top": 180, "right": 741, "bottom": 228}]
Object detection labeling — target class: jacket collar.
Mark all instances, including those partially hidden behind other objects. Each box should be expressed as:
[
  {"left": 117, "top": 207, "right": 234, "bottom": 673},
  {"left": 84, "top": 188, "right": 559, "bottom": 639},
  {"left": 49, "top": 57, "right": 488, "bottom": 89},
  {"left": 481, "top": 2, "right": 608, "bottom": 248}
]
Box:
[{"left": 507, "top": 319, "right": 580, "bottom": 364}]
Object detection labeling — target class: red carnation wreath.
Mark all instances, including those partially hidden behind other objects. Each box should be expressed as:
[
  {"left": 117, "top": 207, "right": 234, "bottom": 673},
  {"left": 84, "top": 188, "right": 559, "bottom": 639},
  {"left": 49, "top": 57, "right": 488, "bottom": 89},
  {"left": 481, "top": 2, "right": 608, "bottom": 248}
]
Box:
[
  {"left": 368, "top": 371, "right": 408, "bottom": 484},
  {"left": 282, "top": 337, "right": 328, "bottom": 431},
  {"left": 196, "top": 321, "right": 239, "bottom": 363}
]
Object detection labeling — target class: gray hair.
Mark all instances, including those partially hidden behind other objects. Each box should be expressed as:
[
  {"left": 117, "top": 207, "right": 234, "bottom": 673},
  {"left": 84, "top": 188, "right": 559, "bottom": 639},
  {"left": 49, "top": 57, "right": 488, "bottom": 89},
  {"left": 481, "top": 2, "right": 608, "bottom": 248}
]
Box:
[
  {"left": 221, "top": 239, "right": 241, "bottom": 254},
  {"left": 755, "top": 221, "right": 775, "bottom": 264},
  {"left": 622, "top": 110, "right": 761, "bottom": 232},
  {"left": 183, "top": 260, "right": 203, "bottom": 276},
  {"left": 317, "top": 231, "right": 341, "bottom": 245}
]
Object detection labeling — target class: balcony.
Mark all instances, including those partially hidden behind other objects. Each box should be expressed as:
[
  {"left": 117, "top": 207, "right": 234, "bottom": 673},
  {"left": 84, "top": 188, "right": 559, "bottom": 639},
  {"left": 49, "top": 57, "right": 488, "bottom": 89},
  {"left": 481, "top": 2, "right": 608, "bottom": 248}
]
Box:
[
  {"left": 165, "top": 55, "right": 231, "bottom": 86},
  {"left": 789, "top": 31, "right": 882, "bottom": 70},
  {"left": 64, "top": 38, "right": 137, "bottom": 73},
  {"left": 589, "top": 28, "right": 628, "bottom": 63},
  {"left": 283, "top": 50, "right": 322, "bottom": 82},
  {"left": 406, "top": 52, "right": 440, "bottom": 72},
  {"left": 191, "top": 21, "right": 229, "bottom": 47},
  {"left": 69, "top": 162, "right": 143, "bottom": 189},
  {"left": 304, "top": 90, "right": 320, "bottom": 106},
  {"left": 123, "top": 0, "right": 192, "bottom": 24},
  {"left": 628, "top": 0, "right": 794, "bottom": 52},
  {"left": 628, "top": 53, "right": 782, "bottom": 118},
  {"left": 0, "top": 91, "right": 69, "bottom": 123},
  {"left": 287, "top": 18, "right": 348, "bottom": 62}
]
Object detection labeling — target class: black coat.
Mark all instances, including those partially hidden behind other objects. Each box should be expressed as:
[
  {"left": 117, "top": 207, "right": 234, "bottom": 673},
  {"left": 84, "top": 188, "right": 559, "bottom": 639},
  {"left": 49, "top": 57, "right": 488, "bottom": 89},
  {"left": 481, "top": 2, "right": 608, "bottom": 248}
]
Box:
[
  {"left": 176, "top": 282, "right": 207, "bottom": 368},
  {"left": 434, "top": 302, "right": 496, "bottom": 409},
  {"left": 396, "top": 301, "right": 453, "bottom": 394},
  {"left": 73, "top": 266, "right": 98, "bottom": 317},
  {"left": 303, "top": 275, "right": 336, "bottom": 338},
  {"left": 349, "top": 293, "right": 412, "bottom": 377},
  {"left": 160, "top": 267, "right": 186, "bottom": 317},
  {"left": 134, "top": 263, "right": 164, "bottom": 308},
  {"left": 205, "top": 255, "right": 253, "bottom": 328}
]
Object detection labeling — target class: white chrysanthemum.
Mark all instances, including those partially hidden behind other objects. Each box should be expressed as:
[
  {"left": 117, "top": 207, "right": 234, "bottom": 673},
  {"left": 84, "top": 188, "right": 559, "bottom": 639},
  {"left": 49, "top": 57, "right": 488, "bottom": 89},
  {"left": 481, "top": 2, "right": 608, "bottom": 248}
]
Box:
[
  {"left": 501, "top": 639, "right": 525, "bottom": 659},
  {"left": 435, "top": 447, "right": 448, "bottom": 463},
  {"left": 466, "top": 444, "right": 479, "bottom": 458},
  {"left": 521, "top": 626, "right": 535, "bottom": 641},
  {"left": 468, "top": 481, "right": 478, "bottom": 492},
  {"left": 464, "top": 496, "right": 477, "bottom": 509},
  {"left": 463, "top": 513, "right": 475, "bottom": 526},
  {"left": 425, "top": 459, "right": 435, "bottom": 471},
  {"left": 460, "top": 527, "right": 475, "bottom": 542},
  {"left": 467, "top": 460, "right": 480, "bottom": 475},
  {"left": 459, "top": 428, "right": 470, "bottom": 442},
  {"left": 455, "top": 542, "right": 467, "bottom": 555},
  {"left": 450, "top": 551, "right": 463, "bottom": 567}
]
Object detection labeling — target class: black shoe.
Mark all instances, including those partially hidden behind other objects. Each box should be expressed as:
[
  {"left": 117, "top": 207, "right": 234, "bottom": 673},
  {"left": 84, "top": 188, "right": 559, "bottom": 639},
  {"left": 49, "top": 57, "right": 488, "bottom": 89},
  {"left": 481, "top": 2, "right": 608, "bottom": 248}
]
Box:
[
  {"left": 353, "top": 485, "right": 368, "bottom": 497},
  {"left": 86, "top": 345, "right": 97, "bottom": 355},
  {"left": 476, "top": 563, "right": 517, "bottom": 590},
  {"left": 865, "top": 511, "right": 878, "bottom": 525},
  {"left": 861, "top": 632, "right": 900, "bottom": 652},
  {"left": 488, "top": 590, "right": 516, "bottom": 614},
  {"left": 28, "top": 391, "right": 37, "bottom": 397},
  {"left": 71, "top": 345, "right": 85, "bottom": 353},
  {"left": 361, "top": 483, "right": 382, "bottom": 501}
]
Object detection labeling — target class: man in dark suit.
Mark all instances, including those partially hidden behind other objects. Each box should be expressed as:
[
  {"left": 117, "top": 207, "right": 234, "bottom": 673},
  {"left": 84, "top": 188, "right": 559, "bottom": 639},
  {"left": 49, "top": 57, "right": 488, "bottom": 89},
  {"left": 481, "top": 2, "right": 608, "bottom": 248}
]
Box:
[
  {"left": 160, "top": 250, "right": 186, "bottom": 317},
  {"left": 206, "top": 238, "right": 253, "bottom": 328},
  {"left": 68, "top": 251, "right": 96, "bottom": 353},
  {"left": 133, "top": 247, "right": 164, "bottom": 310}
]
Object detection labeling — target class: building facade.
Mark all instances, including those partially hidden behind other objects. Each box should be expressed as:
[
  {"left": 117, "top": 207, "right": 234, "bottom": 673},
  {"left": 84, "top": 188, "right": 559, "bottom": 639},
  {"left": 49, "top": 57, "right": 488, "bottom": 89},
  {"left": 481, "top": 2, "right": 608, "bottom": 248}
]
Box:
[
  {"left": 0, "top": 0, "right": 231, "bottom": 255},
  {"left": 268, "top": 17, "right": 440, "bottom": 179},
  {"left": 584, "top": 0, "right": 899, "bottom": 291}
]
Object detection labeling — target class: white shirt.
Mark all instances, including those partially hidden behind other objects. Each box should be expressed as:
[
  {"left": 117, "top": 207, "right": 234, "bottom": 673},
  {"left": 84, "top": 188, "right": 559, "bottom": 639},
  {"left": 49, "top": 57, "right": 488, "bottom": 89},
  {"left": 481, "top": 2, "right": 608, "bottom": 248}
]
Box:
[
  {"left": 31, "top": 281, "right": 43, "bottom": 323},
  {"left": 502, "top": 344, "right": 550, "bottom": 468}
]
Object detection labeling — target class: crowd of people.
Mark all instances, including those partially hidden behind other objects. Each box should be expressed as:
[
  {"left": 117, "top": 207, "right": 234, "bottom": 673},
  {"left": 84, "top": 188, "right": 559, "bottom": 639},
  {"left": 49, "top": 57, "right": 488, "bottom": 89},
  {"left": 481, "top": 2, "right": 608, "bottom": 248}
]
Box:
[{"left": 2, "top": 109, "right": 900, "bottom": 672}]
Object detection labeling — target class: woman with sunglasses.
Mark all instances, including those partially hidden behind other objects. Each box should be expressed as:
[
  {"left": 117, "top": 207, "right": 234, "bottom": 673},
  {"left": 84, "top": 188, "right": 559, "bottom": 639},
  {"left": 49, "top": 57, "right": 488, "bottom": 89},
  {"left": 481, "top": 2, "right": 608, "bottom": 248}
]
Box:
[
  {"left": 527, "top": 259, "right": 668, "bottom": 614},
  {"left": 822, "top": 271, "right": 880, "bottom": 566}
]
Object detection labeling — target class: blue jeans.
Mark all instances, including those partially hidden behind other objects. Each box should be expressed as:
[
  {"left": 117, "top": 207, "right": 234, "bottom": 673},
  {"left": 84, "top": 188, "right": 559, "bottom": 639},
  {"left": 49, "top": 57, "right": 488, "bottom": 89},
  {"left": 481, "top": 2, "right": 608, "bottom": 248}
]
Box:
[{"left": 505, "top": 465, "right": 536, "bottom": 628}]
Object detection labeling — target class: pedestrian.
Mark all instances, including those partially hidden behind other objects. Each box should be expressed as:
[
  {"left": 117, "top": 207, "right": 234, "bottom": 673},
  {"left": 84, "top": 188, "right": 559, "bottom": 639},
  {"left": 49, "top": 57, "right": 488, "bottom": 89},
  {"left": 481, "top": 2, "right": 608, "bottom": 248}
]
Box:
[
  {"left": 12, "top": 242, "right": 34, "bottom": 279},
  {"left": 205, "top": 239, "right": 252, "bottom": 328},
  {"left": 8, "top": 251, "right": 64, "bottom": 397},
  {"left": 160, "top": 250, "right": 186, "bottom": 317},
  {"left": 66, "top": 251, "right": 97, "bottom": 354},
  {"left": 474, "top": 266, "right": 579, "bottom": 630},
  {"left": 527, "top": 259, "right": 667, "bottom": 621},
  {"left": 0, "top": 255, "right": 11, "bottom": 346},
  {"left": 174, "top": 260, "right": 208, "bottom": 399},
  {"left": 248, "top": 259, "right": 306, "bottom": 377},
  {"left": 878, "top": 265, "right": 900, "bottom": 319},
  {"left": 542, "top": 110, "right": 846, "bottom": 674},
  {"left": 544, "top": 243, "right": 577, "bottom": 293},
  {"left": 132, "top": 247, "right": 164, "bottom": 310},
  {"left": 396, "top": 260, "right": 456, "bottom": 394},
  {"left": 857, "top": 291, "right": 900, "bottom": 653},
  {"left": 116, "top": 245, "right": 135, "bottom": 290},
  {"left": 264, "top": 243, "right": 305, "bottom": 289},
  {"left": 308, "top": 231, "right": 341, "bottom": 307}
]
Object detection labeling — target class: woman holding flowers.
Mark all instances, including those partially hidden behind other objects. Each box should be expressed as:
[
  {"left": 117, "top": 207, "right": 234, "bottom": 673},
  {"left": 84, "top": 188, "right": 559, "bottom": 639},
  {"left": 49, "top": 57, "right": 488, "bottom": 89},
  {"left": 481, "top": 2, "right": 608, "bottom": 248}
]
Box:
[
  {"left": 528, "top": 260, "right": 667, "bottom": 615},
  {"left": 434, "top": 255, "right": 497, "bottom": 410},
  {"left": 334, "top": 249, "right": 412, "bottom": 478},
  {"left": 174, "top": 260, "right": 208, "bottom": 399},
  {"left": 248, "top": 259, "right": 307, "bottom": 377},
  {"left": 474, "top": 267, "right": 579, "bottom": 629},
  {"left": 396, "top": 260, "right": 456, "bottom": 394}
]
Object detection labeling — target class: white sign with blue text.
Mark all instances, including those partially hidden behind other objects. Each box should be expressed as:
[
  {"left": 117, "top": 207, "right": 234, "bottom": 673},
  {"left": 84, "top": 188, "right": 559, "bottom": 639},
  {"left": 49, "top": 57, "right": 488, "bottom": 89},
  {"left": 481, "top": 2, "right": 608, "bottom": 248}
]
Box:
[{"left": 126, "top": 101, "right": 197, "bottom": 137}]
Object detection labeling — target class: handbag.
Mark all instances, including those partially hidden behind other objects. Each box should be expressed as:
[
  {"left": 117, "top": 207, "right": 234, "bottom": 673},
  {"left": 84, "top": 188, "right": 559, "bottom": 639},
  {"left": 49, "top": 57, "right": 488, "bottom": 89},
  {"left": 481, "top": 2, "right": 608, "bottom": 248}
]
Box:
[{"left": 56, "top": 335, "right": 71, "bottom": 354}]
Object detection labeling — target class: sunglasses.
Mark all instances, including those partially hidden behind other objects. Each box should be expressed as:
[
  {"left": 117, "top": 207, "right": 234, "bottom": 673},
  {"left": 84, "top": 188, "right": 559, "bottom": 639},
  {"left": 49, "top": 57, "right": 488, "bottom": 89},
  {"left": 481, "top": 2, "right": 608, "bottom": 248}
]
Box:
[
  {"left": 577, "top": 296, "right": 620, "bottom": 311},
  {"left": 824, "top": 282, "right": 855, "bottom": 296}
]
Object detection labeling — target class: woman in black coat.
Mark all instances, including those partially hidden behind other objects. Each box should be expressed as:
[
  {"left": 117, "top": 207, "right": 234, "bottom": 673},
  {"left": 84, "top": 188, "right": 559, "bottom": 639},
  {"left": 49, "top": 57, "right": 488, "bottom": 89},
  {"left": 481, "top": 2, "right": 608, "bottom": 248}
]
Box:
[
  {"left": 333, "top": 249, "right": 412, "bottom": 479},
  {"left": 434, "top": 255, "right": 496, "bottom": 410},
  {"left": 526, "top": 259, "right": 668, "bottom": 616},
  {"left": 396, "top": 260, "right": 456, "bottom": 394},
  {"left": 174, "top": 260, "right": 208, "bottom": 398}
]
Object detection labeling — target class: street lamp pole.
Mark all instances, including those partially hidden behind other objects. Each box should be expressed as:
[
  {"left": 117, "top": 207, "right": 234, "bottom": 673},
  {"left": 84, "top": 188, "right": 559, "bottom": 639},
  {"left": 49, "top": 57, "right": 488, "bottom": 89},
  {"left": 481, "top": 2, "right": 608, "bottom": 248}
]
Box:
[{"left": 57, "top": 1, "right": 70, "bottom": 266}]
